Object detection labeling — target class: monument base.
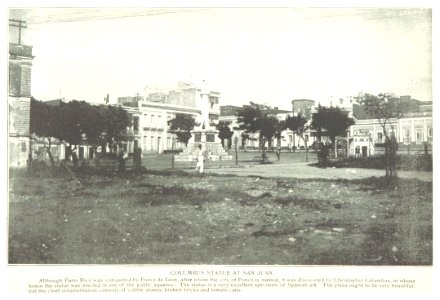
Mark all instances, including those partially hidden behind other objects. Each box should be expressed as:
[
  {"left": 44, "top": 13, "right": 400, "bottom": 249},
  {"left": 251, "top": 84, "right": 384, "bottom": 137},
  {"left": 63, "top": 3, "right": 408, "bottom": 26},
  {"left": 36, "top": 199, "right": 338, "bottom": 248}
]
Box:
[{"left": 174, "top": 127, "right": 232, "bottom": 162}]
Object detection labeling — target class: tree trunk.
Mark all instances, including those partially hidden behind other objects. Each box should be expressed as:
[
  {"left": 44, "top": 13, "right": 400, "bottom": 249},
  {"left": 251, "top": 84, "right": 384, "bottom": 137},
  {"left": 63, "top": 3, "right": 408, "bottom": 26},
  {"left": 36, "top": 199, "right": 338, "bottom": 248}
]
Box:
[
  {"left": 305, "top": 141, "right": 309, "bottom": 162},
  {"left": 46, "top": 138, "right": 55, "bottom": 167},
  {"left": 384, "top": 138, "right": 398, "bottom": 178},
  {"left": 71, "top": 145, "right": 79, "bottom": 167}
]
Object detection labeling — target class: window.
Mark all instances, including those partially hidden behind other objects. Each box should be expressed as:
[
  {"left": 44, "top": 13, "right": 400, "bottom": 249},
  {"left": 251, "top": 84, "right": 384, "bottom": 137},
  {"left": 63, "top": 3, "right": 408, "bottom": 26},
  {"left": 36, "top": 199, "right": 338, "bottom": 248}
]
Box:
[
  {"left": 377, "top": 132, "right": 383, "bottom": 142},
  {"left": 151, "top": 136, "right": 155, "bottom": 151},
  {"left": 21, "top": 142, "right": 27, "bottom": 152},
  {"left": 416, "top": 128, "right": 423, "bottom": 144},
  {"left": 158, "top": 115, "right": 162, "bottom": 128},
  {"left": 428, "top": 127, "right": 432, "bottom": 137},
  {"left": 143, "top": 136, "right": 147, "bottom": 152},
  {"left": 403, "top": 128, "right": 410, "bottom": 144},
  {"left": 133, "top": 116, "right": 139, "bottom": 133},
  {"left": 150, "top": 115, "right": 155, "bottom": 126}
]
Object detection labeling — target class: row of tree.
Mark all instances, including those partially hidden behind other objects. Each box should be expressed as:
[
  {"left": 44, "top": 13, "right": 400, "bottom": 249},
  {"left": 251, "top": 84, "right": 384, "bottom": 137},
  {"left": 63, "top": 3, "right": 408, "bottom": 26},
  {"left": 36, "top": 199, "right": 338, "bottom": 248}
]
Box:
[
  {"left": 30, "top": 98, "right": 131, "bottom": 166},
  {"left": 235, "top": 102, "right": 355, "bottom": 161},
  {"left": 30, "top": 93, "right": 399, "bottom": 177},
  {"left": 167, "top": 102, "right": 355, "bottom": 157}
]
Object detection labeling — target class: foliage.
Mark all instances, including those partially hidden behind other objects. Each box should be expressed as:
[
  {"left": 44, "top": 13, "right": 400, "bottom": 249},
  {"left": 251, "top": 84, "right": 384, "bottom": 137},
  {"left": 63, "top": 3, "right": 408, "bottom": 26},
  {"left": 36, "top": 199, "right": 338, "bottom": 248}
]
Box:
[
  {"left": 30, "top": 99, "right": 131, "bottom": 162},
  {"left": 237, "top": 102, "right": 285, "bottom": 160},
  {"left": 357, "top": 93, "right": 401, "bottom": 178},
  {"left": 237, "top": 102, "right": 284, "bottom": 145},
  {"left": 30, "top": 98, "right": 60, "bottom": 166},
  {"left": 285, "top": 114, "right": 309, "bottom": 162},
  {"left": 357, "top": 93, "right": 401, "bottom": 138},
  {"left": 311, "top": 155, "right": 432, "bottom": 172},
  {"left": 285, "top": 114, "right": 308, "bottom": 137},
  {"left": 216, "top": 121, "right": 234, "bottom": 148},
  {"left": 168, "top": 114, "right": 196, "bottom": 146},
  {"left": 311, "top": 105, "right": 355, "bottom": 144},
  {"left": 98, "top": 105, "right": 131, "bottom": 148}
]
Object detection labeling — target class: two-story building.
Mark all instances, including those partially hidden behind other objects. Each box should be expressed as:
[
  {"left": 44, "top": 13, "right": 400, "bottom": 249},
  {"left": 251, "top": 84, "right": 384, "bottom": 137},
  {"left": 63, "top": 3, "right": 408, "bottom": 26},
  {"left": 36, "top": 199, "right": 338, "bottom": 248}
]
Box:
[{"left": 119, "top": 81, "right": 221, "bottom": 154}]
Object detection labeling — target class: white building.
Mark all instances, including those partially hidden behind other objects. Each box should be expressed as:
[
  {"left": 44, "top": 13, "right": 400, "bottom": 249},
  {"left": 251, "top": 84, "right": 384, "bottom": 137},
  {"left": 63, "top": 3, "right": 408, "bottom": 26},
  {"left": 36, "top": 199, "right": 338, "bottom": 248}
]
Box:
[
  {"left": 349, "top": 97, "right": 432, "bottom": 156},
  {"left": 119, "top": 81, "right": 221, "bottom": 154}
]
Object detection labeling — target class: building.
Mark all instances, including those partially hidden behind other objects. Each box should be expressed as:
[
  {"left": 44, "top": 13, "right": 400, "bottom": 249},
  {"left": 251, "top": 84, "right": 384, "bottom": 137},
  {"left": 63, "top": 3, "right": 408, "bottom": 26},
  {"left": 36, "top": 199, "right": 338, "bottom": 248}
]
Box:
[
  {"left": 349, "top": 96, "right": 432, "bottom": 156},
  {"left": 9, "top": 40, "right": 33, "bottom": 168},
  {"left": 291, "top": 99, "right": 315, "bottom": 119},
  {"left": 119, "top": 81, "right": 221, "bottom": 154}
]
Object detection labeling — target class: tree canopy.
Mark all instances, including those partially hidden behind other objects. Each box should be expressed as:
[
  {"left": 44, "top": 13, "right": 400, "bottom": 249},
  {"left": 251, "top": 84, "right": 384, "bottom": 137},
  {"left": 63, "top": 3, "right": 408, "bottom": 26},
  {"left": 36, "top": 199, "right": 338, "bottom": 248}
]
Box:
[
  {"left": 237, "top": 102, "right": 284, "bottom": 160},
  {"left": 168, "top": 113, "right": 196, "bottom": 146},
  {"left": 285, "top": 114, "right": 309, "bottom": 161},
  {"left": 356, "top": 93, "right": 401, "bottom": 139},
  {"left": 237, "top": 102, "right": 283, "bottom": 143},
  {"left": 216, "top": 121, "right": 234, "bottom": 148},
  {"left": 30, "top": 99, "right": 131, "bottom": 162},
  {"left": 311, "top": 105, "right": 355, "bottom": 144}
]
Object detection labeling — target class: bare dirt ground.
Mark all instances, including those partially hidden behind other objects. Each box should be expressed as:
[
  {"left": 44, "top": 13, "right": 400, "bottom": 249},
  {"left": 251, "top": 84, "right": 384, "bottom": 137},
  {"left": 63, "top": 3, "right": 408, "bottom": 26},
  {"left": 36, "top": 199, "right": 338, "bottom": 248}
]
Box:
[{"left": 8, "top": 168, "right": 432, "bottom": 265}]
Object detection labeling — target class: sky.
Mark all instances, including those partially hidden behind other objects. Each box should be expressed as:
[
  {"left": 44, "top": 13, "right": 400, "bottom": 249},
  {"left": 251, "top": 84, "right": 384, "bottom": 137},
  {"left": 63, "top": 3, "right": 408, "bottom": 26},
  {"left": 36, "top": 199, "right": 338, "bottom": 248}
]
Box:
[{"left": 8, "top": 7, "right": 432, "bottom": 110}]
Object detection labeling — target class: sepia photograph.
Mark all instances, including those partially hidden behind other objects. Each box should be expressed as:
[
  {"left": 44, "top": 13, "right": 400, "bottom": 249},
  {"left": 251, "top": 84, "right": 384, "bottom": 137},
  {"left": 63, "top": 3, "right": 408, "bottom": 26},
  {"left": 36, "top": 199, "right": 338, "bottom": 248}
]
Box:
[
  {"left": 7, "top": 6, "right": 433, "bottom": 266},
  {"left": 6, "top": 4, "right": 434, "bottom": 287}
]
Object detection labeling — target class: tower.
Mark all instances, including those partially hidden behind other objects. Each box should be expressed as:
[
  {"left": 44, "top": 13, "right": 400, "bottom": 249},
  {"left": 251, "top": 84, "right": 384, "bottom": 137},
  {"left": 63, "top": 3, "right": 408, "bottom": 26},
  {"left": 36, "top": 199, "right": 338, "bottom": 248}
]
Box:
[{"left": 9, "top": 19, "right": 33, "bottom": 168}]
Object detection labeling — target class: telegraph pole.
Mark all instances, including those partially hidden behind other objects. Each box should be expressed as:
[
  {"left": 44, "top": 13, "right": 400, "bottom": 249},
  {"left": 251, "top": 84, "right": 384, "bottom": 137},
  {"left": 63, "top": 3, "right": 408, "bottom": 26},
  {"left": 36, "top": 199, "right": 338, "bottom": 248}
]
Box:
[{"left": 9, "top": 19, "right": 27, "bottom": 44}]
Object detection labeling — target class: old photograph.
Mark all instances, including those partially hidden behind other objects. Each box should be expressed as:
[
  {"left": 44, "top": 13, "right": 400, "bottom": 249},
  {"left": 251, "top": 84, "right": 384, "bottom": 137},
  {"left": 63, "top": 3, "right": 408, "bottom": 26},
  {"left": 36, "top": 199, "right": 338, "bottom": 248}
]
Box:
[{"left": 7, "top": 7, "right": 432, "bottom": 268}]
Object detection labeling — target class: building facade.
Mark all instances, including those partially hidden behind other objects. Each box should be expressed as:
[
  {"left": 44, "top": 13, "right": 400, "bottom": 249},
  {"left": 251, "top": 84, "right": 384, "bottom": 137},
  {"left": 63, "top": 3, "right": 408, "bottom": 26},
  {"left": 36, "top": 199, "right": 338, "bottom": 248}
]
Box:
[
  {"left": 9, "top": 42, "right": 33, "bottom": 168},
  {"left": 119, "top": 82, "right": 221, "bottom": 154},
  {"left": 349, "top": 97, "right": 432, "bottom": 156}
]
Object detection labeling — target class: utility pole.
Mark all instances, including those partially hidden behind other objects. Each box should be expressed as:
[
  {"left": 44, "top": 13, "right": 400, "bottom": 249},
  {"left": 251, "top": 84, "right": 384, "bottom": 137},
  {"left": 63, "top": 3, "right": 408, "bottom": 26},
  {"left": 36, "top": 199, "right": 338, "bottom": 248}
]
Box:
[{"left": 9, "top": 19, "right": 27, "bottom": 44}]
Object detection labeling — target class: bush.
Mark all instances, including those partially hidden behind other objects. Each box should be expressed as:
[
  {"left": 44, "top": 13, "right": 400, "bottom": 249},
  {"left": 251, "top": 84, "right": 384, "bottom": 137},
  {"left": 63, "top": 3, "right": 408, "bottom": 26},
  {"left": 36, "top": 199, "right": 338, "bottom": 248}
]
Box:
[
  {"left": 311, "top": 155, "right": 432, "bottom": 171},
  {"left": 398, "top": 155, "right": 432, "bottom": 171}
]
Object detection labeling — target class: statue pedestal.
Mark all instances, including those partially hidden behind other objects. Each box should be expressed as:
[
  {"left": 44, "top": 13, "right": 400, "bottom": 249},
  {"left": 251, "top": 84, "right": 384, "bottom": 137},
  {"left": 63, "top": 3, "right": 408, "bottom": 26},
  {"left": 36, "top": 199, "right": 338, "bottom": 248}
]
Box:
[{"left": 175, "top": 126, "right": 232, "bottom": 162}]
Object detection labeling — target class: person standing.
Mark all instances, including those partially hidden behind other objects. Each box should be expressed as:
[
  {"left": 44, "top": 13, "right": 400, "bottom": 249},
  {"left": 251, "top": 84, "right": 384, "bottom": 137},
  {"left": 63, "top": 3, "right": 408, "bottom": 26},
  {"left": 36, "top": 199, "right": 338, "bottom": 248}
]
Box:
[
  {"left": 195, "top": 144, "right": 204, "bottom": 173},
  {"left": 118, "top": 149, "right": 126, "bottom": 172}
]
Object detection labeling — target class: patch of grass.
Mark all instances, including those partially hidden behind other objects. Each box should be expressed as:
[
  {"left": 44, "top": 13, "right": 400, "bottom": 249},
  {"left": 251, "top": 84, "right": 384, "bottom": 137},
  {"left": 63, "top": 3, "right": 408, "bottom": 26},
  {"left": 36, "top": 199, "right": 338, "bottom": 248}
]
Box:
[
  {"left": 251, "top": 228, "right": 298, "bottom": 238},
  {"left": 273, "top": 196, "right": 329, "bottom": 210},
  {"left": 8, "top": 167, "right": 432, "bottom": 265},
  {"left": 310, "top": 155, "right": 432, "bottom": 171}
]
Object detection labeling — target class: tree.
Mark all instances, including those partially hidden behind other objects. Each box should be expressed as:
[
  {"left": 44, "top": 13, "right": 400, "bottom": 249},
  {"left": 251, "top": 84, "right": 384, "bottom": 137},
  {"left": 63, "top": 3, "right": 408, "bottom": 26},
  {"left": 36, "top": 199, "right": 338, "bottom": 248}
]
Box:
[
  {"left": 98, "top": 105, "right": 131, "bottom": 154},
  {"left": 357, "top": 93, "right": 401, "bottom": 178},
  {"left": 216, "top": 121, "right": 234, "bottom": 149},
  {"left": 237, "top": 102, "right": 283, "bottom": 162},
  {"left": 285, "top": 114, "right": 309, "bottom": 162},
  {"left": 311, "top": 105, "right": 355, "bottom": 145},
  {"left": 55, "top": 101, "right": 95, "bottom": 166},
  {"left": 168, "top": 114, "right": 196, "bottom": 146},
  {"left": 30, "top": 98, "right": 60, "bottom": 166}
]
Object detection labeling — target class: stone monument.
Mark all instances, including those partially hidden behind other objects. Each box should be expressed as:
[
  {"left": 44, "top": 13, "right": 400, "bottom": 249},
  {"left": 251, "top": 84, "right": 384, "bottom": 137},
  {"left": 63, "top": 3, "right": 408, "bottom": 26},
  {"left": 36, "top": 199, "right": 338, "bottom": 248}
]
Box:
[{"left": 175, "top": 84, "right": 232, "bottom": 162}]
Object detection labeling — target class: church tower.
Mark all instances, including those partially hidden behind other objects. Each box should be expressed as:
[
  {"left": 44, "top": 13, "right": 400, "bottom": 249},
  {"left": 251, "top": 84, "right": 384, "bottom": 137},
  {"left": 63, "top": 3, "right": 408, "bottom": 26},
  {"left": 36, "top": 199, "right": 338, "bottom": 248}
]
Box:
[{"left": 9, "top": 19, "right": 33, "bottom": 167}]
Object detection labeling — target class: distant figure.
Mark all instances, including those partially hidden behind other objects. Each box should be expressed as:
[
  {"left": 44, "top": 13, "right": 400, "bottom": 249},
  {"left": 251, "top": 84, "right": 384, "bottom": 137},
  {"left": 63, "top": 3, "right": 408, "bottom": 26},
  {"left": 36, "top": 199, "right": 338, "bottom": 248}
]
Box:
[
  {"left": 195, "top": 144, "right": 204, "bottom": 173},
  {"left": 318, "top": 144, "right": 329, "bottom": 165},
  {"left": 26, "top": 152, "right": 33, "bottom": 168},
  {"left": 118, "top": 150, "right": 126, "bottom": 172},
  {"left": 276, "top": 146, "right": 281, "bottom": 161}
]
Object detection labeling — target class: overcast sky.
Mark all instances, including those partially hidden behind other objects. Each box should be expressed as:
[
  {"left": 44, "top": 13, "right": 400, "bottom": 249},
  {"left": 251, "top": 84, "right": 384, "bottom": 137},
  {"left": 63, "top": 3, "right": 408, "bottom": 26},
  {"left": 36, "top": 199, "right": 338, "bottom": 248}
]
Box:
[{"left": 9, "top": 7, "right": 432, "bottom": 109}]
